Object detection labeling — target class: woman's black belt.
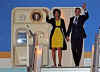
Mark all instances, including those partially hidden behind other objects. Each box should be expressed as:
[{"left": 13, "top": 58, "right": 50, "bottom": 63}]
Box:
[{"left": 55, "top": 26, "right": 61, "bottom": 28}]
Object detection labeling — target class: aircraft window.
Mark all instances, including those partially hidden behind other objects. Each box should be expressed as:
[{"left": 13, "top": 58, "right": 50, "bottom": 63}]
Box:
[{"left": 17, "top": 32, "right": 27, "bottom": 45}]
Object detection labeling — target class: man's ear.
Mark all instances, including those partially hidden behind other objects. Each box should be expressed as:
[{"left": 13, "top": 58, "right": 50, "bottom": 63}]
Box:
[{"left": 80, "top": 11, "right": 81, "bottom": 13}]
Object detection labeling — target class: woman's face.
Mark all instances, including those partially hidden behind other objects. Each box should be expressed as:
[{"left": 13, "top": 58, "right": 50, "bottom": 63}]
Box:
[{"left": 55, "top": 11, "right": 59, "bottom": 18}]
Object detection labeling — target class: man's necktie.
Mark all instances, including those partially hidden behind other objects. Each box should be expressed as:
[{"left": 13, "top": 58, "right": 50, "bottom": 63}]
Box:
[{"left": 74, "top": 17, "right": 78, "bottom": 24}]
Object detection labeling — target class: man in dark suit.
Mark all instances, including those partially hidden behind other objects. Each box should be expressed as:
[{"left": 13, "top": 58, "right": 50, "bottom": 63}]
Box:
[{"left": 66, "top": 3, "right": 89, "bottom": 67}]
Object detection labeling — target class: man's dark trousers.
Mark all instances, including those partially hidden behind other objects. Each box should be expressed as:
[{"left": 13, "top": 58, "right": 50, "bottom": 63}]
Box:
[{"left": 71, "top": 38, "right": 83, "bottom": 66}]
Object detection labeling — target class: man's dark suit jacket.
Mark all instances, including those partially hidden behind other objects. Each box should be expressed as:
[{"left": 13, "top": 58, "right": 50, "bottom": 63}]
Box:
[
  {"left": 46, "top": 16, "right": 67, "bottom": 50},
  {"left": 66, "top": 11, "right": 89, "bottom": 40}
]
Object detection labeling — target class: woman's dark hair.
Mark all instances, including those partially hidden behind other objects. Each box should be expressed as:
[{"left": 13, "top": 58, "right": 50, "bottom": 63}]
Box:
[{"left": 53, "top": 9, "right": 61, "bottom": 17}]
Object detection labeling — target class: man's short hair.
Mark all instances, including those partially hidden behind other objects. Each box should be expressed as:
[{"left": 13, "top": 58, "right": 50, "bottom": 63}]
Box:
[{"left": 75, "top": 8, "right": 81, "bottom": 11}]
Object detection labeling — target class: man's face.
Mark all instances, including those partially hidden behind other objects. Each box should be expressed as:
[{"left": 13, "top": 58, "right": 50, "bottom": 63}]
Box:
[{"left": 75, "top": 9, "right": 81, "bottom": 16}]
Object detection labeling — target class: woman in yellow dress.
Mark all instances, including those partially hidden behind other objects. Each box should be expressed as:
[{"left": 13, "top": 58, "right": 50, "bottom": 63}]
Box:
[{"left": 44, "top": 9, "right": 67, "bottom": 67}]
